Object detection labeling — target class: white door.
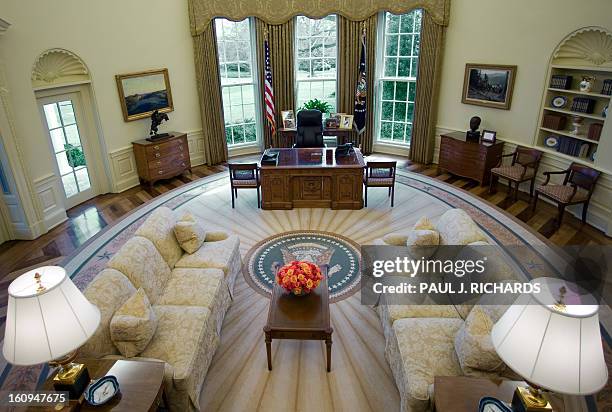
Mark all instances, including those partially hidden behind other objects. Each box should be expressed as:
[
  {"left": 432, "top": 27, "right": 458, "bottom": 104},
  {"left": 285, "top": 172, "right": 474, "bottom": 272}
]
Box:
[{"left": 38, "top": 93, "right": 97, "bottom": 209}]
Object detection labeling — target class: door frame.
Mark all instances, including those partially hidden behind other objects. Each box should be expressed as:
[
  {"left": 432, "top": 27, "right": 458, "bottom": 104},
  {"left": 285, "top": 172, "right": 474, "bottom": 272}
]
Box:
[{"left": 35, "top": 85, "right": 110, "bottom": 209}]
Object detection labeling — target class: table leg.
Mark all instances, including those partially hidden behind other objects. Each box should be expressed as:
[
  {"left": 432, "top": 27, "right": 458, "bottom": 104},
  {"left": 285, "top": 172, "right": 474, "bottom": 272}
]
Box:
[
  {"left": 265, "top": 332, "right": 272, "bottom": 371},
  {"left": 325, "top": 336, "right": 332, "bottom": 372}
]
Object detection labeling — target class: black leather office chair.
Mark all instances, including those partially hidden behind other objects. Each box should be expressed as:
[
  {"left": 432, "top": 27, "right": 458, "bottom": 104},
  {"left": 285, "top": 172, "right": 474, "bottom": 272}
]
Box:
[{"left": 294, "top": 109, "right": 324, "bottom": 148}]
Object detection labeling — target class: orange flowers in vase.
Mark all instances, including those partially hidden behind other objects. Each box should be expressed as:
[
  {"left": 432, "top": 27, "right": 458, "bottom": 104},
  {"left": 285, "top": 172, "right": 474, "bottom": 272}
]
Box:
[{"left": 276, "top": 261, "right": 323, "bottom": 296}]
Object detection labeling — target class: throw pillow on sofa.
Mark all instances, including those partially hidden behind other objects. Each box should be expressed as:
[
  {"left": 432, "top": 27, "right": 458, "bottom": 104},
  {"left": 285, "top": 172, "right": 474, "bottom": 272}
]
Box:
[
  {"left": 454, "top": 305, "right": 504, "bottom": 375},
  {"left": 407, "top": 229, "right": 440, "bottom": 259},
  {"left": 174, "top": 213, "right": 206, "bottom": 254},
  {"left": 413, "top": 216, "right": 435, "bottom": 231},
  {"left": 110, "top": 288, "right": 158, "bottom": 357}
]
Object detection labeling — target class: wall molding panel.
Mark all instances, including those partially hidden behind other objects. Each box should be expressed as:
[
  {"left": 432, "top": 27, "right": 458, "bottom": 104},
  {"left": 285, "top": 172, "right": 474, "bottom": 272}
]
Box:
[
  {"left": 434, "top": 126, "right": 612, "bottom": 236},
  {"left": 33, "top": 173, "right": 67, "bottom": 231},
  {"left": 187, "top": 130, "right": 206, "bottom": 166}
]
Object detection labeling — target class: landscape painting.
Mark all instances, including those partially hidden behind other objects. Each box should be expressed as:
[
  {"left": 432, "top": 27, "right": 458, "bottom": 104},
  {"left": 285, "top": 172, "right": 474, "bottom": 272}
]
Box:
[
  {"left": 461, "top": 64, "right": 516, "bottom": 110},
  {"left": 116, "top": 69, "right": 174, "bottom": 121}
]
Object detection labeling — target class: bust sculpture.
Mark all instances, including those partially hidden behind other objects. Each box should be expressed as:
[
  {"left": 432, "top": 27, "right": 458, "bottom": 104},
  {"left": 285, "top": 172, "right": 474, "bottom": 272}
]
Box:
[{"left": 466, "top": 116, "right": 481, "bottom": 142}]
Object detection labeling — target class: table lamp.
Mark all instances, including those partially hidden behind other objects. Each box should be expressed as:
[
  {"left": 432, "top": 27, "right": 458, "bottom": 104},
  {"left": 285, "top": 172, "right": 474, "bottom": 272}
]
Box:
[
  {"left": 491, "top": 277, "right": 608, "bottom": 412},
  {"left": 2, "top": 266, "right": 101, "bottom": 398}
]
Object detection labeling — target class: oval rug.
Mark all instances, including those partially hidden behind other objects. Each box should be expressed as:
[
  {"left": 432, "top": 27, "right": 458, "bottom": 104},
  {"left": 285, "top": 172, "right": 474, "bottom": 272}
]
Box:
[{"left": 244, "top": 230, "right": 361, "bottom": 302}]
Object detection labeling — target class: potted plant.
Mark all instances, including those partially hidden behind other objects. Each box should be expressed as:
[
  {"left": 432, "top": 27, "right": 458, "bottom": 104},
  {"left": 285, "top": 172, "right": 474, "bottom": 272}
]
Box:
[{"left": 301, "top": 98, "right": 332, "bottom": 117}]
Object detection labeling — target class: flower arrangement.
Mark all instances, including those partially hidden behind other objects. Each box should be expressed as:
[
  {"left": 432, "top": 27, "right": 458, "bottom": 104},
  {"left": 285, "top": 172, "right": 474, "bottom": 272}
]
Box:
[{"left": 276, "top": 261, "right": 323, "bottom": 296}]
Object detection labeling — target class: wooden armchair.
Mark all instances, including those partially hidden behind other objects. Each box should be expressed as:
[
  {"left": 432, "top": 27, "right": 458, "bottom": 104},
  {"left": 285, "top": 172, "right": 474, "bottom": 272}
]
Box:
[
  {"left": 228, "top": 163, "right": 260, "bottom": 208},
  {"left": 363, "top": 161, "right": 397, "bottom": 207},
  {"left": 533, "top": 162, "right": 600, "bottom": 226},
  {"left": 489, "top": 146, "right": 543, "bottom": 200}
]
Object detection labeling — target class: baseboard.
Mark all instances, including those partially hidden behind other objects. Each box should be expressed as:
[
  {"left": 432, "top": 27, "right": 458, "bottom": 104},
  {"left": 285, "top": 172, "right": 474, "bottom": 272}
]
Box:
[{"left": 433, "top": 125, "right": 612, "bottom": 236}]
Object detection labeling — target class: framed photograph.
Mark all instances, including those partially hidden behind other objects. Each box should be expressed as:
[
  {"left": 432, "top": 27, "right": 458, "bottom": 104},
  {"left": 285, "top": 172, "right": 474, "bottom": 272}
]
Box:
[
  {"left": 481, "top": 130, "right": 497, "bottom": 143},
  {"left": 462, "top": 64, "right": 517, "bottom": 110},
  {"left": 340, "top": 114, "right": 354, "bottom": 129},
  {"left": 115, "top": 68, "right": 173, "bottom": 121},
  {"left": 281, "top": 110, "right": 296, "bottom": 129}
]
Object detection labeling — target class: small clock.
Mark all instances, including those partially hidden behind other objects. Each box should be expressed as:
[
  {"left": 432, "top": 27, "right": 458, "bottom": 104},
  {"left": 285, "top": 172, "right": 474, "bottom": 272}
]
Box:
[
  {"left": 84, "top": 375, "right": 120, "bottom": 406},
  {"left": 545, "top": 135, "right": 559, "bottom": 149},
  {"left": 551, "top": 95, "right": 567, "bottom": 108}
]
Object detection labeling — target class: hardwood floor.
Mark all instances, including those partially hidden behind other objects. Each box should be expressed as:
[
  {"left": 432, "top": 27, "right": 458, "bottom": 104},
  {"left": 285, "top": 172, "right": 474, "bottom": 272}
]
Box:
[{"left": 1, "top": 153, "right": 609, "bottom": 279}]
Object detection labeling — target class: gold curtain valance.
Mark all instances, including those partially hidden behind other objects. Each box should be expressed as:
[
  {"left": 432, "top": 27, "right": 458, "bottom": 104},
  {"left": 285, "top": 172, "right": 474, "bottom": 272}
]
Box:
[{"left": 188, "top": 0, "right": 450, "bottom": 36}]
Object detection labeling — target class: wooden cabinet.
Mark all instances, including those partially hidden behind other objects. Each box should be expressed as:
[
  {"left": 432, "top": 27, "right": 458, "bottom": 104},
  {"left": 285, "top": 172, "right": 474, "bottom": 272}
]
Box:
[
  {"left": 132, "top": 132, "right": 191, "bottom": 187},
  {"left": 438, "top": 131, "right": 503, "bottom": 185}
]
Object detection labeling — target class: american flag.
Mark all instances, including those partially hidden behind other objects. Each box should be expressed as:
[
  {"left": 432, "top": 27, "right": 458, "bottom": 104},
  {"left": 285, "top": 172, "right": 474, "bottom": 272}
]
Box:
[{"left": 264, "top": 38, "right": 276, "bottom": 136}]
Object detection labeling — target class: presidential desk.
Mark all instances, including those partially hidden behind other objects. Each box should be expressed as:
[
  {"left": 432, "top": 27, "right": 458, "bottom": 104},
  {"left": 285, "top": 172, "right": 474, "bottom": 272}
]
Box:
[{"left": 259, "top": 148, "right": 365, "bottom": 210}]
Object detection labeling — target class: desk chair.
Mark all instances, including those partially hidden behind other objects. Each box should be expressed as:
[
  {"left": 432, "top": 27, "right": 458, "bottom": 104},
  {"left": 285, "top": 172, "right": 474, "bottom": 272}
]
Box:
[
  {"left": 228, "top": 163, "right": 260, "bottom": 208},
  {"left": 294, "top": 109, "right": 324, "bottom": 148},
  {"left": 533, "top": 162, "right": 600, "bottom": 227},
  {"left": 363, "top": 161, "right": 397, "bottom": 207}
]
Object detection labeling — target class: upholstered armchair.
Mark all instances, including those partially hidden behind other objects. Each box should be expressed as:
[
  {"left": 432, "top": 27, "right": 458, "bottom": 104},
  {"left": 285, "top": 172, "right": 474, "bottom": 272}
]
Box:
[{"left": 489, "top": 146, "right": 543, "bottom": 200}]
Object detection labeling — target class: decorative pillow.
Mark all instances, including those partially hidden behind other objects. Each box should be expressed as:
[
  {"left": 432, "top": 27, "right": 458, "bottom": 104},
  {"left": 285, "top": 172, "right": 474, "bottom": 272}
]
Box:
[
  {"left": 174, "top": 213, "right": 206, "bottom": 254},
  {"left": 454, "top": 306, "right": 505, "bottom": 375},
  {"left": 110, "top": 288, "right": 158, "bottom": 358},
  {"left": 382, "top": 233, "right": 409, "bottom": 246},
  {"left": 407, "top": 229, "right": 440, "bottom": 258},
  {"left": 413, "top": 216, "right": 435, "bottom": 231}
]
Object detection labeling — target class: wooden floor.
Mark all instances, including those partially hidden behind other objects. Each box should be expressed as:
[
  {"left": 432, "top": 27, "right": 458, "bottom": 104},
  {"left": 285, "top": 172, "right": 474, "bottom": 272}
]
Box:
[{"left": 1, "top": 153, "right": 610, "bottom": 279}]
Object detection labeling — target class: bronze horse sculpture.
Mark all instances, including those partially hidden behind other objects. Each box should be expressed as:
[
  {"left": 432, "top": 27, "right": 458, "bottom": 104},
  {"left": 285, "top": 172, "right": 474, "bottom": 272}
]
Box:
[{"left": 149, "top": 110, "right": 169, "bottom": 138}]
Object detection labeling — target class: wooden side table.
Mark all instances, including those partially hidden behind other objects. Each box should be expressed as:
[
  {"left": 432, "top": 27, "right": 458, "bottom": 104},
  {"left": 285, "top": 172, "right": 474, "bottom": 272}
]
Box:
[
  {"left": 29, "top": 359, "right": 166, "bottom": 412},
  {"left": 434, "top": 376, "right": 524, "bottom": 412},
  {"left": 263, "top": 270, "right": 333, "bottom": 372}
]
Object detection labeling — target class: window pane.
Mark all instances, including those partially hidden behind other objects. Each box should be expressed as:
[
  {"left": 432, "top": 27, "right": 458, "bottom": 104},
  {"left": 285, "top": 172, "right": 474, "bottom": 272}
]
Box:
[
  {"left": 75, "top": 166, "right": 91, "bottom": 191},
  {"left": 43, "top": 104, "right": 61, "bottom": 129},
  {"left": 232, "top": 125, "right": 245, "bottom": 144},
  {"left": 50, "top": 128, "right": 66, "bottom": 153},
  {"left": 62, "top": 173, "right": 78, "bottom": 198},
  {"left": 58, "top": 101, "right": 76, "bottom": 125},
  {"left": 245, "top": 123, "right": 257, "bottom": 142},
  {"left": 64, "top": 124, "right": 81, "bottom": 147},
  {"left": 295, "top": 15, "right": 337, "bottom": 110},
  {"left": 377, "top": 10, "right": 422, "bottom": 146},
  {"left": 56, "top": 153, "right": 72, "bottom": 175}
]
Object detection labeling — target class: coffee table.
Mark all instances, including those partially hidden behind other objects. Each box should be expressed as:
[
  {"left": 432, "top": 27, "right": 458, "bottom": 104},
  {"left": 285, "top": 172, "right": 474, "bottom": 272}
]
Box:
[
  {"left": 263, "top": 271, "right": 333, "bottom": 372},
  {"left": 30, "top": 358, "right": 166, "bottom": 411}
]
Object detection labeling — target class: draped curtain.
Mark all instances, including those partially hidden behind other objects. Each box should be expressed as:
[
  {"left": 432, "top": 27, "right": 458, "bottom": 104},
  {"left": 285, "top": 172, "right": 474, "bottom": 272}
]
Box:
[
  {"left": 255, "top": 19, "right": 296, "bottom": 149},
  {"left": 193, "top": 22, "right": 228, "bottom": 164},
  {"left": 337, "top": 15, "right": 377, "bottom": 154},
  {"left": 409, "top": 10, "right": 445, "bottom": 163}
]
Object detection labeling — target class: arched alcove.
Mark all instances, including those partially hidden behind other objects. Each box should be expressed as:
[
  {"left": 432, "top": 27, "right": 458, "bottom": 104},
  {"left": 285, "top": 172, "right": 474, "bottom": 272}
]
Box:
[
  {"left": 552, "top": 27, "right": 612, "bottom": 68},
  {"left": 31, "top": 48, "right": 90, "bottom": 88}
]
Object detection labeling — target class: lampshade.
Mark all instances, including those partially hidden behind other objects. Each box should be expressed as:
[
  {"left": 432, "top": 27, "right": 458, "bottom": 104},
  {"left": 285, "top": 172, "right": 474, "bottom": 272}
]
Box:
[
  {"left": 3, "top": 266, "right": 100, "bottom": 366},
  {"left": 491, "top": 277, "right": 608, "bottom": 395}
]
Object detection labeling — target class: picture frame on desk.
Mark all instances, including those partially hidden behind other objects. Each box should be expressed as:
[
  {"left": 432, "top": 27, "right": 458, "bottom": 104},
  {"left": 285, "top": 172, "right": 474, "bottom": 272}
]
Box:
[
  {"left": 481, "top": 130, "right": 497, "bottom": 144},
  {"left": 340, "top": 114, "right": 354, "bottom": 129},
  {"left": 281, "top": 110, "right": 296, "bottom": 129}
]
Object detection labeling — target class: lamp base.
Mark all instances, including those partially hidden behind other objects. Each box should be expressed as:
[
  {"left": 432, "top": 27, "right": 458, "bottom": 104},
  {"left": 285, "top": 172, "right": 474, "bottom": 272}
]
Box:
[
  {"left": 512, "top": 386, "right": 553, "bottom": 412},
  {"left": 52, "top": 362, "right": 90, "bottom": 399}
]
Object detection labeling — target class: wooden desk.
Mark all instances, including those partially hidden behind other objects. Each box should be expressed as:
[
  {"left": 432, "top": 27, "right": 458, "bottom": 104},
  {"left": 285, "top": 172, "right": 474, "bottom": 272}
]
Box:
[
  {"left": 434, "top": 376, "right": 524, "bottom": 412},
  {"left": 276, "top": 127, "right": 354, "bottom": 148},
  {"left": 29, "top": 359, "right": 166, "bottom": 412},
  {"left": 264, "top": 270, "right": 332, "bottom": 372},
  {"left": 438, "top": 131, "right": 503, "bottom": 186},
  {"left": 259, "top": 148, "right": 365, "bottom": 210}
]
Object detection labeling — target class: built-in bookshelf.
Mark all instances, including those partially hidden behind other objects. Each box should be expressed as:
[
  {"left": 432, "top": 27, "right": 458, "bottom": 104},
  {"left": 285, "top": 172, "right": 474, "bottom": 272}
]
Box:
[{"left": 535, "top": 64, "right": 611, "bottom": 165}]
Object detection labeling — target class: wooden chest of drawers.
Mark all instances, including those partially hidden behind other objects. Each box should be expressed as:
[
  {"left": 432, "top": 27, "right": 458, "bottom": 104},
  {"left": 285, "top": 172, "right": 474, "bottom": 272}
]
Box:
[
  {"left": 438, "top": 131, "right": 503, "bottom": 185},
  {"left": 132, "top": 132, "right": 191, "bottom": 187}
]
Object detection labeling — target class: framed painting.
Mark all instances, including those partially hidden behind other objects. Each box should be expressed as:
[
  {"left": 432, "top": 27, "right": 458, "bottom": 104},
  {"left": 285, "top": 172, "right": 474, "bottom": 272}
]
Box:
[
  {"left": 461, "top": 64, "right": 517, "bottom": 110},
  {"left": 115, "top": 68, "right": 174, "bottom": 121}
]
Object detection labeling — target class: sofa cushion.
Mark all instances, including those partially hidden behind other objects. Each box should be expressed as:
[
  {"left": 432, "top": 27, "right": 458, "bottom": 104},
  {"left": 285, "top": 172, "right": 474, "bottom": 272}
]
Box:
[
  {"left": 82, "top": 269, "right": 136, "bottom": 357},
  {"left": 407, "top": 229, "right": 439, "bottom": 259},
  {"left": 174, "top": 235, "right": 240, "bottom": 275},
  {"left": 135, "top": 207, "right": 183, "bottom": 268},
  {"left": 413, "top": 216, "right": 435, "bottom": 230},
  {"left": 387, "top": 304, "right": 464, "bottom": 322},
  {"left": 382, "top": 233, "right": 409, "bottom": 246},
  {"left": 455, "top": 306, "right": 505, "bottom": 376},
  {"left": 388, "top": 318, "right": 464, "bottom": 409},
  {"left": 436, "top": 209, "right": 488, "bottom": 245},
  {"left": 110, "top": 288, "right": 158, "bottom": 358},
  {"left": 159, "top": 268, "right": 225, "bottom": 308},
  {"left": 108, "top": 236, "right": 172, "bottom": 303},
  {"left": 174, "top": 213, "right": 206, "bottom": 254}
]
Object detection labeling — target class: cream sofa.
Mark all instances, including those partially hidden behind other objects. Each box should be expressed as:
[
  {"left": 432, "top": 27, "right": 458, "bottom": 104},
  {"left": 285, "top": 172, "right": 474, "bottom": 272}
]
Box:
[
  {"left": 377, "top": 209, "right": 519, "bottom": 412},
  {"left": 80, "top": 207, "right": 241, "bottom": 411}
]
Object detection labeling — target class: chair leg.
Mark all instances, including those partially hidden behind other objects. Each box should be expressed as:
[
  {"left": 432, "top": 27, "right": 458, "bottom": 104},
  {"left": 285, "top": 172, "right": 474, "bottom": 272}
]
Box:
[
  {"left": 529, "top": 179, "right": 535, "bottom": 197},
  {"left": 234, "top": 188, "right": 238, "bottom": 198},
  {"left": 364, "top": 186, "right": 368, "bottom": 207},
  {"left": 391, "top": 185, "right": 395, "bottom": 207},
  {"left": 557, "top": 204, "right": 566, "bottom": 227},
  {"left": 231, "top": 186, "right": 235, "bottom": 208},
  {"left": 388, "top": 186, "right": 391, "bottom": 197},
  {"left": 532, "top": 192, "right": 539, "bottom": 212},
  {"left": 489, "top": 174, "right": 496, "bottom": 194},
  {"left": 582, "top": 201, "right": 589, "bottom": 223},
  {"left": 514, "top": 181, "right": 519, "bottom": 201},
  {"left": 257, "top": 186, "right": 261, "bottom": 209}
]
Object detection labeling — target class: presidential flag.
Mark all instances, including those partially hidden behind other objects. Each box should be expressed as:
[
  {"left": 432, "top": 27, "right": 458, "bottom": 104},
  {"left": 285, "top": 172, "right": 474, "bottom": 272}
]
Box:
[
  {"left": 354, "top": 29, "right": 367, "bottom": 135},
  {"left": 264, "top": 38, "right": 276, "bottom": 136}
]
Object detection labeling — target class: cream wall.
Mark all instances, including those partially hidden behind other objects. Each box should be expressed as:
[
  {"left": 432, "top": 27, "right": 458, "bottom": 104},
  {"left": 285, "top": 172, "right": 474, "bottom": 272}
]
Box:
[
  {"left": 0, "top": 0, "right": 201, "bottom": 184},
  {"left": 436, "top": 0, "right": 612, "bottom": 148}
]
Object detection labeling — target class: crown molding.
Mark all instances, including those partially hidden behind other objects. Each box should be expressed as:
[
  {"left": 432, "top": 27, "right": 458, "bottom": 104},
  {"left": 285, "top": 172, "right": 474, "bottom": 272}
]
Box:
[{"left": 0, "top": 18, "right": 11, "bottom": 35}]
